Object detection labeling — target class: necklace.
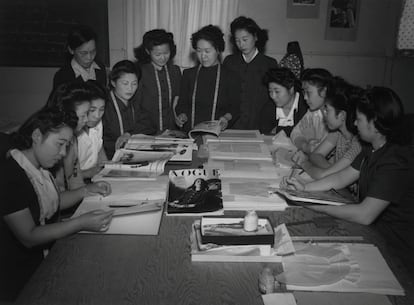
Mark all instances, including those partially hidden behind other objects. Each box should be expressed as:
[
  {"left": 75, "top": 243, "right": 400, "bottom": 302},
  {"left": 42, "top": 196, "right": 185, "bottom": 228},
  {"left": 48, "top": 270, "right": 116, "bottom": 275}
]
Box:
[
  {"left": 154, "top": 64, "right": 172, "bottom": 131},
  {"left": 191, "top": 64, "right": 221, "bottom": 128}
]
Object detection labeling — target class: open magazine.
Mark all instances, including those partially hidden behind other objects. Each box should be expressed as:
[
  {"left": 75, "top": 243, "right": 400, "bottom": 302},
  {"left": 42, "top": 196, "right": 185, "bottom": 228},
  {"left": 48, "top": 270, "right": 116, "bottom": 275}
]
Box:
[
  {"left": 188, "top": 120, "right": 222, "bottom": 139},
  {"left": 93, "top": 159, "right": 168, "bottom": 181},
  {"left": 272, "top": 188, "right": 357, "bottom": 206},
  {"left": 112, "top": 148, "right": 173, "bottom": 163},
  {"left": 124, "top": 136, "right": 195, "bottom": 162},
  {"left": 204, "top": 129, "right": 264, "bottom": 143},
  {"left": 166, "top": 168, "right": 223, "bottom": 215}
]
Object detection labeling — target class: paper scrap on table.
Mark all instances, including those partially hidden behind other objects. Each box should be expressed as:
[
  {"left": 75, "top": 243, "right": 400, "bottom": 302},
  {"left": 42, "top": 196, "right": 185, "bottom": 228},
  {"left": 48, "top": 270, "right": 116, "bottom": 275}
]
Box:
[
  {"left": 262, "top": 293, "right": 297, "bottom": 305},
  {"left": 276, "top": 244, "right": 360, "bottom": 286},
  {"left": 273, "top": 223, "right": 295, "bottom": 256},
  {"left": 293, "top": 291, "right": 393, "bottom": 305},
  {"left": 276, "top": 243, "right": 404, "bottom": 295}
]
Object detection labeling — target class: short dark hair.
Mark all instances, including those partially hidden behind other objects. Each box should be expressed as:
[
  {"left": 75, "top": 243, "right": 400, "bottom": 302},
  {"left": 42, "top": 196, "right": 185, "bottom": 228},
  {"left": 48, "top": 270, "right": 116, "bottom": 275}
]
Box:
[
  {"left": 325, "top": 77, "right": 363, "bottom": 134},
  {"left": 191, "top": 25, "right": 225, "bottom": 52},
  {"left": 67, "top": 24, "right": 97, "bottom": 51},
  {"left": 47, "top": 82, "right": 93, "bottom": 113},
  {"left": 230, "top": 16, "right": 269, "bottom": 52},
  {"left": 356, "top": 87, "right": 405, "bottom": 142},
  {"left": 109, "top": 60, "right": 141, "bottom": 89},
  {"left": 134, "top": 29, "right": 177, "bottom": 64},
  {"left": 11, "top": 107, "right": 77, "bottom": 150},
  {"left": 301, "top": 68, "right": 333, "bottom": 96},
  {"left": 263, "top": 67, "right": 302, "bottom": 93},
  {"left": 86, "top": 80, "right": 108, "bottom": 104}
]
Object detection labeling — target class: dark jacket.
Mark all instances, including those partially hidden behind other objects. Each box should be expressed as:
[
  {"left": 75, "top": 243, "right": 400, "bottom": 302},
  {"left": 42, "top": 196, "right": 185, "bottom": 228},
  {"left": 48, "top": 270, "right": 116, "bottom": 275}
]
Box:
[
  {"left": 223, "top": 52, "right": 278, "bottom": 129},
  {"left": 52, "top": 60, "right": 107, "bottom": 90},
  {"left": 259, "top": 93, "right": 308, "bottom": 136}
]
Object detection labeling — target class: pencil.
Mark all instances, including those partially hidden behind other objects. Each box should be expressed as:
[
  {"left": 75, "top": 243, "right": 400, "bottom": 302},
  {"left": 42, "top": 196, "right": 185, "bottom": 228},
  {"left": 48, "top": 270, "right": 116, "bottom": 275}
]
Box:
[{"left": 288, "top": 167, "right": 295, "bottom": 179}]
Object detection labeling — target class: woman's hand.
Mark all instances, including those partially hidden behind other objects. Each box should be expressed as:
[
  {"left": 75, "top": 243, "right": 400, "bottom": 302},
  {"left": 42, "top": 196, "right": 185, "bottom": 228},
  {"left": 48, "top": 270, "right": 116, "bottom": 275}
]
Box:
[
  {"left": 292, "top": 150, "right": 308, "bottom": 165},
  {"left": 115, "top": 132, "right": 131, "bottom": 150},
  {"left": 78, "top": 210, "right": 114, "bottom": 232},
  {"left": 85, "top": 181, "right": 112, "bottom": 197},
  {"left": 280, "top": 176, "right": 305, "bottom": 191},
  {"left": 218, "top": 113, "right": 232, "bottom": 131},
  {"left": 175, "top": 113, "right": 188, "bottom": 128},
  {"left": 218, "top": 117, "right": 228, "bottom": 131}
]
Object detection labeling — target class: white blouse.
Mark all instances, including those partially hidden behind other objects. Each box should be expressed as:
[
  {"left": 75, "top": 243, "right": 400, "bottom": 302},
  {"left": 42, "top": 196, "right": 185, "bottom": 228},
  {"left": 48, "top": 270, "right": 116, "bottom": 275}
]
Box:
[{"left": 78, "top": 121, "right": 103, "bottom": 170}]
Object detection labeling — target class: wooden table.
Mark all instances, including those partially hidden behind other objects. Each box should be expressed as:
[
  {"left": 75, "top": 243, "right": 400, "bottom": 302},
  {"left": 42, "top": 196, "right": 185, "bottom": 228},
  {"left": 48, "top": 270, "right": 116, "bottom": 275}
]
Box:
[
  {"left": 14, "top": 207, "right": 414, "bottom": 305},
  {"left": 12, "top": 146, "right": 414, "bottom": 305}
]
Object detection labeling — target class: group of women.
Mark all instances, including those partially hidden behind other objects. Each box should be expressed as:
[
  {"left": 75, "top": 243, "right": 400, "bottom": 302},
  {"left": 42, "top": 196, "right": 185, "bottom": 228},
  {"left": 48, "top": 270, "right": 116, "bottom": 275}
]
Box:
[{"left": 1, "top": 16, "right": 413, "bottom": 301}]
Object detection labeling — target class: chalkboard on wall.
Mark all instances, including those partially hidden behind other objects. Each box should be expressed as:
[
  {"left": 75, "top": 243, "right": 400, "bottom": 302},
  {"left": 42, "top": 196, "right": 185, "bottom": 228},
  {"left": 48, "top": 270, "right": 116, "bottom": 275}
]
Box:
[{"left": 0, "top": 0, "right": 109, "bottom": 67}]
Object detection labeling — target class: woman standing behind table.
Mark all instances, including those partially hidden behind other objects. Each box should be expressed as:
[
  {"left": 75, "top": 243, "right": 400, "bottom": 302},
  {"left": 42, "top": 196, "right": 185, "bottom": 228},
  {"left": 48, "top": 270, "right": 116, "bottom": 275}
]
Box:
[
  {"left": 281, "top": 87, "right": 414, "bottom": 272},
  {"left": 0, "top": 107, "right": 113, "bottom": 302},
  {"left": 223, "top": 16, "right": 278, "bottom": 130},
  {"left": 77, "top": 81, "right": 108, "bottom": 179},
  {"left": 134, "top": 29, "right": 182, "bottom": 132},
  {"left": 259, "top": 67, "right": 307, "bottom": 136},
  {"left": 52, "top": 24, "right": 107, "bottom": 91},
  {"left": 175, "top": 25, "right": 240, "bottom": 131},
  {"left": 103, "top": 60, "right": 156, "bottom": 158}
]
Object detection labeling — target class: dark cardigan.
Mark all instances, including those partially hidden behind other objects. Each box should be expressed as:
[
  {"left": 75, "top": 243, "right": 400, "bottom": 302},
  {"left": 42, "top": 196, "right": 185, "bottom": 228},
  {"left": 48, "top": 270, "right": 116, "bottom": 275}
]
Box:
[
  {"left": 52, "top": 60, "right": 107, "bottom": 90},
  {"left": 258, "top": 93, "right": 308, "bottom": 136}
]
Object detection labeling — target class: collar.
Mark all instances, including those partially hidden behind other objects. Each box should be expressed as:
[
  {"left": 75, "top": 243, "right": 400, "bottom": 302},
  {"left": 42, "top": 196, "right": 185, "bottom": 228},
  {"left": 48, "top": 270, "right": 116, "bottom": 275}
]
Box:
[
  {"left": 276, "top": 92, "right": 300, "bottom": 126},
  {"left": 71, "top": 59, "right": 100, "bottom": 81},
  {"left": 112, "top": 91, "right": 131, "bottom": 110},
  {"left": 242, "top": 48, "right": 259, "bottom": 63}
]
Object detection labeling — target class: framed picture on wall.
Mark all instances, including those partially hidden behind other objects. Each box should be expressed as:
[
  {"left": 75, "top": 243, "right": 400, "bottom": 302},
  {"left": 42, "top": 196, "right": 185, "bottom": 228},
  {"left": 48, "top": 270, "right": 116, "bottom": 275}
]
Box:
[
  {"left": 287, "top": 0, "right": 320, "bottom": 19},
  {"left": 325, "top": 0, "right": 360, "bottom": 41}
]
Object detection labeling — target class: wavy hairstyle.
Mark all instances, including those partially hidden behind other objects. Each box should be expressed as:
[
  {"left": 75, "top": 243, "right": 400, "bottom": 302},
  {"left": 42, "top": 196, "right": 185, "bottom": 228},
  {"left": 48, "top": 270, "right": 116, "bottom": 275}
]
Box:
[
  {"left": 263, "top": 67, "right": 302, "bottom": 93},
  {"left": 65, "top": 24, "right": 97, "bottom": 62},
  {"left": 46, "top": 82, "right": 93, "bottom": 113},
  {"left": 11, "top": 107, "right": 77, "bottom": 150},
  {"left": 109, "top": 60, "right": 142, "bottom": 89},
  {"left": 134, "top": 29, "right": 177, "bottom": 64},
  {"left": 191, "top": 25, "right": 225, "bottom": 52},
  {"left": 230, "top": 16, "right": 269, "bottom": 53},
  {"left": 301, "top": 68, "right": 333, "bottom": 97},
  {"left": 325, "top": 77, "right": 363, "bottom": 135},
  {"left": 356, "top": 87, "right": 405, "bottom": 143}
]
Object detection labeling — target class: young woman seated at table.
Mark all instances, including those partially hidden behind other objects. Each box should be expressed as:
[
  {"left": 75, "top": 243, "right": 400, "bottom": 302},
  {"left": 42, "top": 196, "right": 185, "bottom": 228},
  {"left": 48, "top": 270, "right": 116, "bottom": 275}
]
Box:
[
  {"left": 52, "top": 24, "right": 107, "bottom": 91},
  {"left": 77, "top": 81, "right": 108, "bottom": 179},
  {"left": 259, "top": 67, "right": 308, "bottom": 136},
  {"left": 292, "top": 78, "right": 363, "bottom": 179},
  {"left": 290, "top": 68, "right": 332, "bottom": 154},
  {"left": 0, "top": 107, "right": 113, "bottom": 301},
  {"left": 134, "top": 29, "right": 182, "bottom": 133},
  {"left": 103, "top": 60, "right": 156, "bottom": 159},
  {"left": 48, "top": 82, "right": 106, "bottom": 190},
  {"left": 281, "top": 87, "right": 414, "bottom": 243},
  {"left": 175, "top": 25, "right": 240, "bottom": 131}
]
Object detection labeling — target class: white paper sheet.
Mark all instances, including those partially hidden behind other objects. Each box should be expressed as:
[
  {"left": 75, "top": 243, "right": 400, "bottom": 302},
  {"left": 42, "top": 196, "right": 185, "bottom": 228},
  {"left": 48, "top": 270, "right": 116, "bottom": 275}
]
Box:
[
  {"left": 278, "top": 243, "right": 404, "bottom": 295},
  {"left": 262, "top": 293, "right": 297, "bottom": 305}
]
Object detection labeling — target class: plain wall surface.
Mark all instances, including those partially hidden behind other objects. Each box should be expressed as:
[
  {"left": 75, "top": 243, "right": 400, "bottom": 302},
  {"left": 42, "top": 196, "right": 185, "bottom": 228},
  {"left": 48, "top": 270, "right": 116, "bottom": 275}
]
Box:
[{"left": 1, "top": 0, "right": 413, "bottom": 125}]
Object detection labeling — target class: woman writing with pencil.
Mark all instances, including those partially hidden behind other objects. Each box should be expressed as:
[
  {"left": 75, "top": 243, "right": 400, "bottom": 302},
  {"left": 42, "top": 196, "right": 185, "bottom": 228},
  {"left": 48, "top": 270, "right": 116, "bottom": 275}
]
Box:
[{"left": 281, "top": 87, "right": 414, "bottom": 272}]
